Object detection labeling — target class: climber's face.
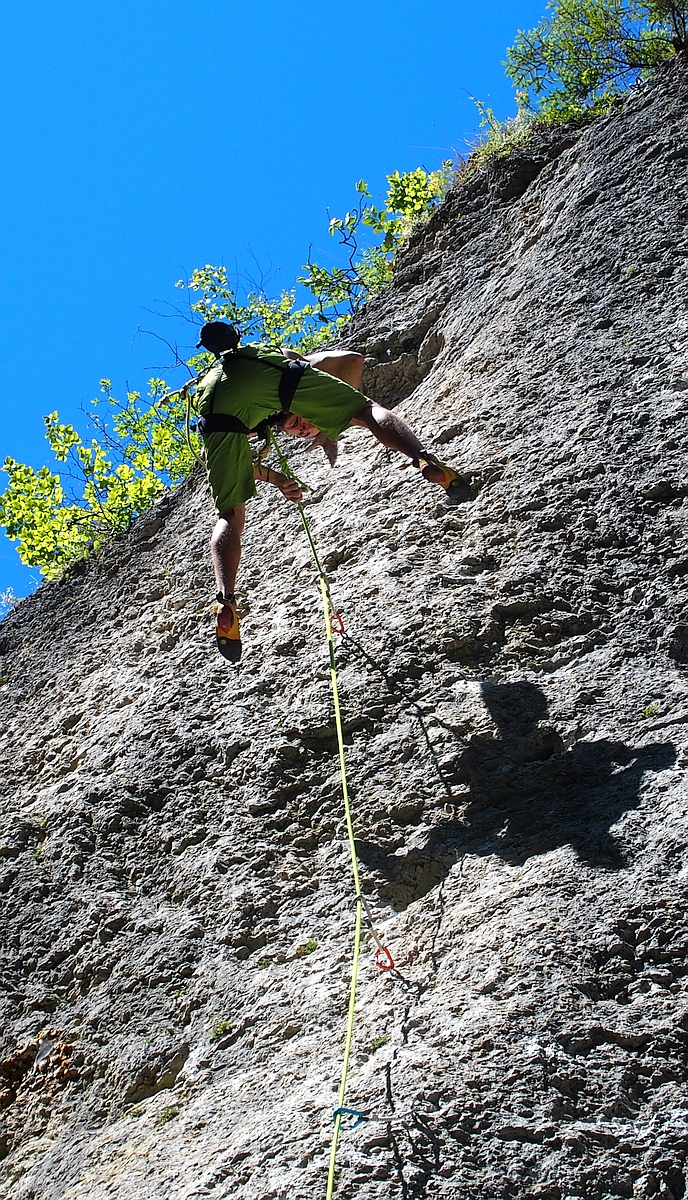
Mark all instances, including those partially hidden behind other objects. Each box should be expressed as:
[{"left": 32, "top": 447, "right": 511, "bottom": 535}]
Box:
[{"left": 282, "top": 414, "right": 319, "bottom": 439}]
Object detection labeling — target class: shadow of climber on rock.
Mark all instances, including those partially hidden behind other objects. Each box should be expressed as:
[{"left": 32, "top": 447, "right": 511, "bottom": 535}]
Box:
[
  {"left": 354, "top": 681, "right": 675, "bottom": 910},
  {"left": 456, "top": 681, "right": 676, "bottom": 867}
]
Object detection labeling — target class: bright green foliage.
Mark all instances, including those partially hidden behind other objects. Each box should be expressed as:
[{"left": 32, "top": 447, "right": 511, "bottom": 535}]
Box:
[
  {"left": 506, "top": 0, "right": 686, "bottom": 120},
  {"left": 0, "top": 458, "right": 91, "bottom": 580},
  {"left": 0, "top": 380, "right": 201, "bottom": 579},
  {"left": 181, "top": 265, "right": 338, "bottom": 351},
  {"left": 386, "top": 165, "right": 453, "bottom": 226},
  {"left": 300, "top": 164, "right": 453, "bottom": 320},
  {"left": 182, "top": 164, "right": 452, "bottom": 345}
]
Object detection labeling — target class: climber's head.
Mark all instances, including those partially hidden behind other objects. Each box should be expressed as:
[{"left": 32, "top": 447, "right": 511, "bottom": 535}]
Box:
[{"left": 196, "top": 322, "right": 241, "bottom": 357}]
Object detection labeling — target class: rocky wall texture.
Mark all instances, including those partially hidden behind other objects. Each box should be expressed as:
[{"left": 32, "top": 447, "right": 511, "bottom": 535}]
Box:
[{"left": 1, "top": 53, "right": 687, "bottom": 1200}]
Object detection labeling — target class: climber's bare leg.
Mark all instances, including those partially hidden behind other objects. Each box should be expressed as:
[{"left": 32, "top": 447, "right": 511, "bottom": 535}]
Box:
[
  {"left": 281, "top": 347, "right": 365, "bottom": 389},
  {"left": 349, "top": 401, "right": 448, "bottom": 483},
  {"left": 307, "top": 350, "right": 365, "bottom": 389},
  {"left": 210, "top": 505, "right": 245, "bottom": 598}
]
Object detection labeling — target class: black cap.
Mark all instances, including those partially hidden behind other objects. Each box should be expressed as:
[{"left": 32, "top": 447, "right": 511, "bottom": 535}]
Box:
[{"left": 196, "top": 322, "right": 240, "bottom": 356}]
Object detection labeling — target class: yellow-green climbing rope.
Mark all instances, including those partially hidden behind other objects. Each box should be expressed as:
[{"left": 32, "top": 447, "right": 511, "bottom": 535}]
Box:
[
  {"left": 267, "top": 430, "right": 364, "bottom": 1198},
  {"left": 318, "top": 570, "right": 364, "bottom": 1200}
]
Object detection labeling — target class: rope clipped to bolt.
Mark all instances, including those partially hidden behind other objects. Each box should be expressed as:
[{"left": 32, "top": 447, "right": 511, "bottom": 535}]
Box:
[{"left": 267, "top": 429, "right": 394, "bottom": 1198}]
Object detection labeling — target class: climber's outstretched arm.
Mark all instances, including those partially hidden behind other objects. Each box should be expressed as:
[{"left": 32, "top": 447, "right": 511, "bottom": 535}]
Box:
[{"left": 253, "top": 461, "right": 304, "bottom": 502}]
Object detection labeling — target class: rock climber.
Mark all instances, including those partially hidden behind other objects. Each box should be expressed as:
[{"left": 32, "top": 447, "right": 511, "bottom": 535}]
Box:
[{"left": 195, "top": 320, "right": 469, "bottom": 661}]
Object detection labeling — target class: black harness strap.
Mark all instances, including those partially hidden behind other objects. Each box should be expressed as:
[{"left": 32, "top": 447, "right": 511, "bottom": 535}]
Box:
[
  {"left": 196, "top": 412, "right": 252, "bottom": 436},
  {"left": 278, "top": 359, "right": 308, "bottom": 412}
]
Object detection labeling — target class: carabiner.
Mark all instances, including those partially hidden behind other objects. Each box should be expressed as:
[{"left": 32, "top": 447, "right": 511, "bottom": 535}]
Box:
[
  {"left": 330, "top": 611, "right": 345, "bottom": 635},
  {"left": 375, "top": 946, "right": 395, "bottom": 972},
  {"left": 333, "top": 1106, "right": 368, "bottom": 1128}
]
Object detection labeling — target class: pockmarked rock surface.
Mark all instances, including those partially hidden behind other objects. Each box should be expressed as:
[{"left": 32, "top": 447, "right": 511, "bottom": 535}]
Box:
[{"left": 1, "top": 55, "right": 688, "bottom": 1200}]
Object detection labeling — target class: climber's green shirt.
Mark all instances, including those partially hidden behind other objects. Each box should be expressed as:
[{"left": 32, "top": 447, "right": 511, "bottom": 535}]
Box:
[{"left": 197, "top": 344, "right": 367, "bottom": 513}]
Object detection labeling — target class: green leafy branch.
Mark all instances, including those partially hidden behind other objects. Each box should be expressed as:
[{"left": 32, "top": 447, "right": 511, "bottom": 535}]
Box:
[
  {"left": 505, "top": 0, "right": 686, "bottom": 121},
  {"left": 299, "top": 165, "right": 453, "bottom": 320},
  {"left": 178, "top": 166, "right": 452, "bottom": 350},
  {"left": 0, "top": 380, "right": 201, "bottom": 579}
]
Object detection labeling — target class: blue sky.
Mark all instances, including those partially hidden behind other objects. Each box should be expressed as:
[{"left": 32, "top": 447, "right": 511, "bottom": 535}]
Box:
[{"left": 0, "top": 0, "right": 545, "bottom": 600}]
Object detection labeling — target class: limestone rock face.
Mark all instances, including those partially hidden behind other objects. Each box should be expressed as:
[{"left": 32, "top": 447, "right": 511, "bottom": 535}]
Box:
[{"left": 1, "top": 55, "right": 688, "bottom": 1200}]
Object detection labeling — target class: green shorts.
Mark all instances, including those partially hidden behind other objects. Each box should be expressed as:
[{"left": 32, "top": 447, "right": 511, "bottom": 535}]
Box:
[
  {"left": 204, "top": 431, "right": 258, "bottom": 513},
  {"left": 290, "top": 366, "right": 367, "bottom": 441},
  {"left": 202, "top": 356, "right": 367, "bottom": 514}
]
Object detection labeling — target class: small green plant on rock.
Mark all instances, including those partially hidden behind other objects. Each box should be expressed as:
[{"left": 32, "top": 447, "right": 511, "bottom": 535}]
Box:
[
  {"left": 365, "top": 1035, "right": 389, "bottom": 1053},
  {"left": 209, "top": 1018, "right": 232, "bottom": 1042},
  {"left": 464, "top": 95, "right": 540, "bottom": 173},
  {"left": 295, "top": 939, "right": 318, "bottom": 958},
  {"left": 642, "top": 702, "right": 659, "bottom": 717},
  {"left": 158, "top": 1105, "right": 179, "bottom": 1124}
]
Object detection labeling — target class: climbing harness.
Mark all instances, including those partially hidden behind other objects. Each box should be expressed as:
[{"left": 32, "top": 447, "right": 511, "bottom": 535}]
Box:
[
  {"left": 266, "top": 430, "right": 394, "bottom": 1199},
  {"left": 195, "top": 352, "right": 308, "bottom": 437},
  {"left": 160, "top": 348, "right": 310, "bottom": 468}
]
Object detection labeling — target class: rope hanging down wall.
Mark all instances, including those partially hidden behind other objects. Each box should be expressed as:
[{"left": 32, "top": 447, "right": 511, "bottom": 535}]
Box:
[{"left": 267, "top": 432, "right": 394, "bottom": 1199}]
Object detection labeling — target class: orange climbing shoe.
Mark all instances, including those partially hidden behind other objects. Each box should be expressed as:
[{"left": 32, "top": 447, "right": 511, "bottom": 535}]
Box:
[
  {"left": 215, "top": 592, "right": 242, "bottom": 662},
  {"left": 418, "top": 455, "right": 472, "bottom": 502}
]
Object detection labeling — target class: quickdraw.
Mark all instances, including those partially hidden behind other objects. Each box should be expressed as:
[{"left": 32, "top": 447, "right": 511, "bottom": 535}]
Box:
[
  {"left": 333, "top": 1107, "right": 368, "bottom": 1129},
  {"left": 375, "top": 946, "right": 395, "bottom": 972}
]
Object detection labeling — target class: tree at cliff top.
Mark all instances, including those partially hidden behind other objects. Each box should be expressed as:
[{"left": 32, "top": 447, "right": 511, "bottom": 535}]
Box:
[{"left": 506, "top": 0, "right": 687, "bottom": 119}]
